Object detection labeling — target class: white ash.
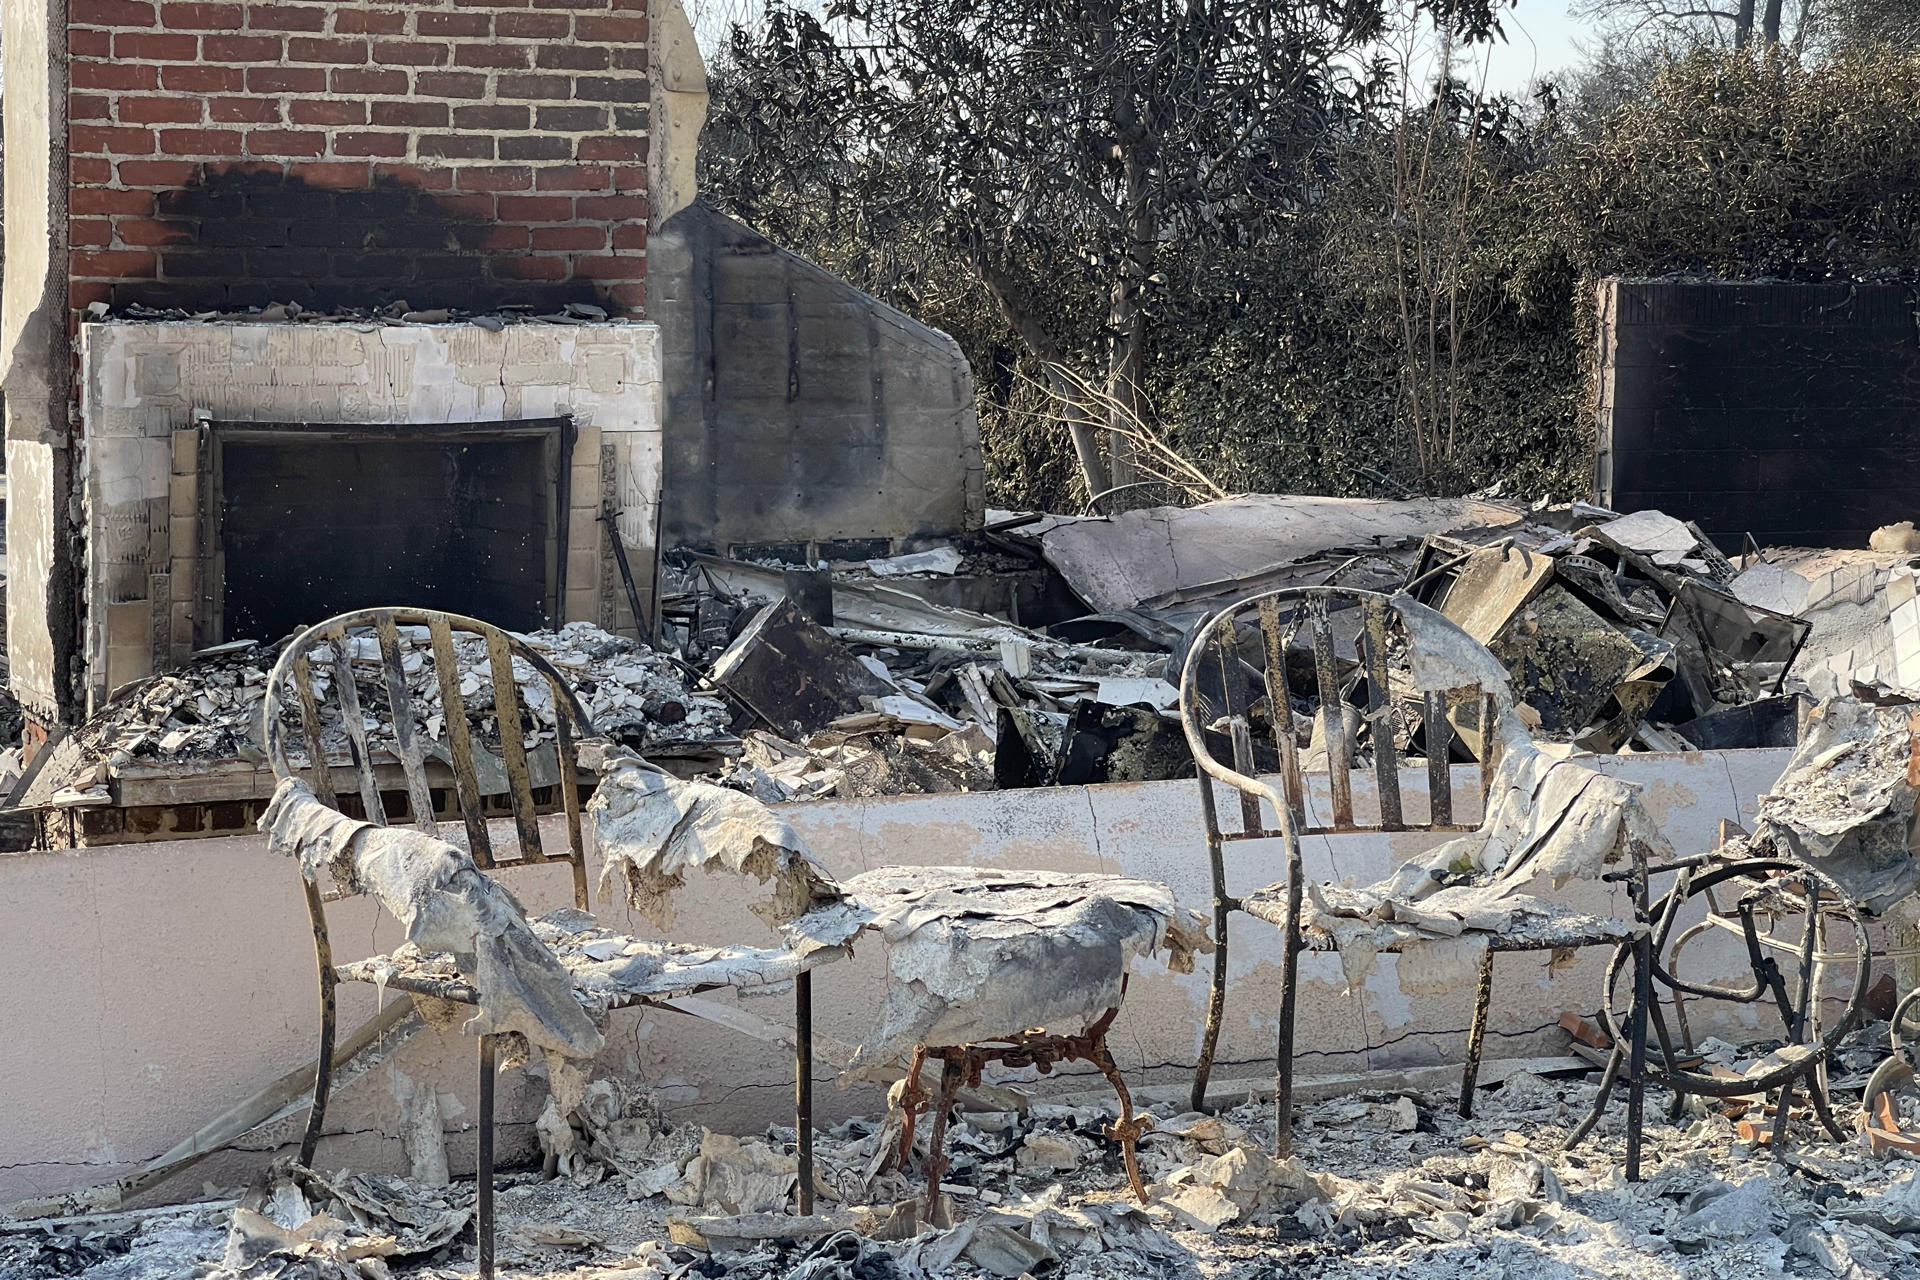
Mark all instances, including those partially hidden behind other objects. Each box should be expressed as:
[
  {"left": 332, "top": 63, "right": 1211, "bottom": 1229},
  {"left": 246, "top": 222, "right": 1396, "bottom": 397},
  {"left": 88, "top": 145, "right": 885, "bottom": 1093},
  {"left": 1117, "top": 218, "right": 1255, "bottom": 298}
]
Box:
[
  {"left": 42, "top": 1021, "right": 1920, "bottom": 1280},
  {"left": 67, "top": 622, "right": 732, "bottom": 782}
]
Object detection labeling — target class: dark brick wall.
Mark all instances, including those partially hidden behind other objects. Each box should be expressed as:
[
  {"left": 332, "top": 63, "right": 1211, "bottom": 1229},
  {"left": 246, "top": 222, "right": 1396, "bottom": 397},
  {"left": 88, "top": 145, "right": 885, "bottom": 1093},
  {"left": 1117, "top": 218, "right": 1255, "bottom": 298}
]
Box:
[
  {"left": 66, "top": 0, "right": 649, "bottom": 318},
  {"left": 1597, "top": 278, "right": 1920, "bottom": 549}
]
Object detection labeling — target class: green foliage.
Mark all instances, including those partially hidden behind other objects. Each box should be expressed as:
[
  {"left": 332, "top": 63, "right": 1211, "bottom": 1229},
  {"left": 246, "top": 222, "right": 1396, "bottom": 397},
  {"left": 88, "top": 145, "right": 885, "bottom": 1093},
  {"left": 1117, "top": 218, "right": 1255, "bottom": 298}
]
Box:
[
  {"left": 705, "top": 41, "right": 1920, "bottom": 512},
  {"left": 1542, "top": 48, "right": 1920, "bottom": 279}
]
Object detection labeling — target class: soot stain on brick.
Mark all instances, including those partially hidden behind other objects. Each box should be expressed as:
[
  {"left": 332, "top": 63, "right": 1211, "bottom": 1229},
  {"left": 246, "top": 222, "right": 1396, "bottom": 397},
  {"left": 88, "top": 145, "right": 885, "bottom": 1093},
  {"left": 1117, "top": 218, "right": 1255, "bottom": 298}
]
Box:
[{"left": 115, "top": 166, "right": 601, "bottom": 314}]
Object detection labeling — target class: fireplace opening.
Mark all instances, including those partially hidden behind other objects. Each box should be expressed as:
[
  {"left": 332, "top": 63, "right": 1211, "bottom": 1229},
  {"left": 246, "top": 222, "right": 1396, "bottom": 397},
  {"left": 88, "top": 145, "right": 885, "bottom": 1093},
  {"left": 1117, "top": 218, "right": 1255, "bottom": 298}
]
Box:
[{"left": 195, "top": 418, "right": 575, "bottom": 645}]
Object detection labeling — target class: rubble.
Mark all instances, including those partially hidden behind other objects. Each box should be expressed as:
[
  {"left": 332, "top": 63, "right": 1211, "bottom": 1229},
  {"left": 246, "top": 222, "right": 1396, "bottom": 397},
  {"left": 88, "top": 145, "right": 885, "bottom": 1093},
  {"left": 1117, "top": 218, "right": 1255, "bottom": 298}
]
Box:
[
  {"left": 32, "top": 491, "right": 1895, "bottom": 830},
  {"left": 43, "top": 1011, "right": 1920, "bottom": 1280},
  {"left": 708, "top": 599, "right": 894, "bottom": 739},
  {"left": 90, "top": 298, "right": 636, "bottom": 329},
  {"left": 1407, "top": 508, "right": 1811, "bottom": 752},
  {"left": 21, "top": 621, "right": 732, "bottom": 812},
  {"left": 1717, "top": 698, "right": 1920, "bottom": 915}
]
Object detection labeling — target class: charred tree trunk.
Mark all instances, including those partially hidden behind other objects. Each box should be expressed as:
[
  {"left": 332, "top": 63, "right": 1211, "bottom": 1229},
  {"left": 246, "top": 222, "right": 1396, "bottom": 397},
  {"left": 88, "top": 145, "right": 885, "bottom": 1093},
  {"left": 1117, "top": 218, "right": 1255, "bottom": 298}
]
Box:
[{"left": 979, "top": 262, "right": 1111, "bottom": 498}]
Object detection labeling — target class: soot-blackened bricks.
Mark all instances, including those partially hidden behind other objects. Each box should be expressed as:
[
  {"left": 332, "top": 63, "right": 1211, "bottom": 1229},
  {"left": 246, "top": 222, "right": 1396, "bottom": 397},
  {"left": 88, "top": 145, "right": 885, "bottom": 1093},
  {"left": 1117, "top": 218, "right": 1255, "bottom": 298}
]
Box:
[{"left": 67, "top": 0, "right": 650, "bottom": 317}]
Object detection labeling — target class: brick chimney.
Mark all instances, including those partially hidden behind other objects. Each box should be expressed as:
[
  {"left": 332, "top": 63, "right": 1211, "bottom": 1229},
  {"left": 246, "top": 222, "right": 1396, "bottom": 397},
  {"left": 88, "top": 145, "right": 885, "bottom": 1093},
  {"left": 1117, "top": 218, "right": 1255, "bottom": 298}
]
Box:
[
  {"left": 65, "top": 0, "right": 651, "bottom": 317},
  {"left": 2, "top": 0, "right": 666, "bottom": 731}
]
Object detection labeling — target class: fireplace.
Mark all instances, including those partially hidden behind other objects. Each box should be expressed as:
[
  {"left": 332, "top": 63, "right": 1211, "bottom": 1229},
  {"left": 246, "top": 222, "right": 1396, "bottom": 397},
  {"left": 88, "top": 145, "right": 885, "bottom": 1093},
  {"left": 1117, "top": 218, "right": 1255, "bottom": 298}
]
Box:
[
  {"left": 79, "top": 320, "right": 662, "bottom": 712},
  {"left": 204, "top": 418, "right": 575, "bottom": 644}
]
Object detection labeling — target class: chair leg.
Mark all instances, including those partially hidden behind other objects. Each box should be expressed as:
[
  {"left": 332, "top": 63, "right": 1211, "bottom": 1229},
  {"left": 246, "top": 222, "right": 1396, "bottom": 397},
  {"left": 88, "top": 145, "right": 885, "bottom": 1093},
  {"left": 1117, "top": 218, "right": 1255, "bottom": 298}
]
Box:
[
  {"left": 1458, "top": 947, "right": 1495, "bottom": 1119},
  {"left": 477, "top": 1035, "right": 496, "bottom": 1280},
  {"left": 895, "top": 1046, "right": 928, "bottom": 1169},
  {"left": 1192, "top": 815, "right": 1231, "bottom": 1116},
  {"left": 1626, "top": 932, "right": 1651, "bottom": 1182},
  {"left": 300, "top": 881, "right": 337, "bottom": 1169},
  {"left": 1564, "top": 1042, "right": 1624, "bottom": 1153},
  {"left": 1192, "top": 904, "right": 1229, "bottom": 1116},
  {"left": 1088, "top": 1030, "right": 1151, "bottom": 1203},
  {"left": 922, "top": 1055, "right": 964, "bottom": 1224},
  {"left": 794, "top": 971, "right": 814, "bottom": 1216},
  {"left": 1274, "top": 886, "right": 1303, "bottom": 1158}
]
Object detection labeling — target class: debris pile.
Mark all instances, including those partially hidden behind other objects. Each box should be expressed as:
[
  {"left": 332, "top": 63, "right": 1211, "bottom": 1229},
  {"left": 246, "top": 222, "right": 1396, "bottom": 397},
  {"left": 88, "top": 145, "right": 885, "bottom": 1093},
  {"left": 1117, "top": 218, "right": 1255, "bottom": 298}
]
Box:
[
  {"left": 30, "top": 493, "right": 1920, "bottom": 827},
  {"left": 660, "top": 493, "right": 1869, "bottom": 802},
  {"left": 26, "top": 622, "right": 728, "bottom": 809},
  {"left": 90, "top": 298, "right": 632, "bottom": 329},
  {"left": 1405, "top": 506, "right": 1811, "bottom": 752},
  {"left": 37, "top": 1014, "right": 1920, "bottom": 1280}
]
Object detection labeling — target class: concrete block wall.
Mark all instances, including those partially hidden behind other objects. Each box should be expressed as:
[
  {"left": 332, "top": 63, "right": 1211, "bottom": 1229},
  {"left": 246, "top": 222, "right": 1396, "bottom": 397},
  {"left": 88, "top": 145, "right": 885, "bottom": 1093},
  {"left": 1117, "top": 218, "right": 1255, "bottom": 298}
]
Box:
[
  {"left": 653, "top": 201, "right": 985, "bottom": 556},
  {"left": 1596, "top": 278, "right": 1920, "bottom": 548},
  {"left": 65, "top": 0, "right": 651, "bottom": 317}
]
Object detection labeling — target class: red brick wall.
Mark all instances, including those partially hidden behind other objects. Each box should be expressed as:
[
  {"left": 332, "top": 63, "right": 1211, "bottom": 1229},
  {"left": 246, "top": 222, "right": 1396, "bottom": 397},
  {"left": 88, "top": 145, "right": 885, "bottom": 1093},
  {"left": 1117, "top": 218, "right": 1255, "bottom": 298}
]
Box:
[{"left": 67, "top": 0, "right": 650, "bottom": 317}]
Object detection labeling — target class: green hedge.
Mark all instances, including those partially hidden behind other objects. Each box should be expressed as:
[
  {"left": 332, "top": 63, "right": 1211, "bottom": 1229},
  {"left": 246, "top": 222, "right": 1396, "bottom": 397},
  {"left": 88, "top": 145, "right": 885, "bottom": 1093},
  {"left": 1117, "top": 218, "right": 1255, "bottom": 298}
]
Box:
[{"left": 710, "top": 47, "right": 1920, "bottom": 512}]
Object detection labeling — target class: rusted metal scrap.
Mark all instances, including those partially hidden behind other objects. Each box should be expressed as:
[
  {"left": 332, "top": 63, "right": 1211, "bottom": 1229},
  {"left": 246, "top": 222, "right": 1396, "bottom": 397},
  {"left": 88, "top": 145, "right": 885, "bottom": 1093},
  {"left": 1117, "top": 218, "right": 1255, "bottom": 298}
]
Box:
[{"left": 894, "top": 1003, "right": 1152, "bottom": 1215}]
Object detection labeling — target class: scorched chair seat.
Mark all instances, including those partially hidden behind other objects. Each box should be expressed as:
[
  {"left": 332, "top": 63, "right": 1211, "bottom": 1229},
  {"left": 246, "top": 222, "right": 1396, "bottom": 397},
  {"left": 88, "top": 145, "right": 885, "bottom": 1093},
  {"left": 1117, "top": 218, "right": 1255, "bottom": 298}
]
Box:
[
  {"left": 789, "top": 864, "right": 1209, "bottom": 1217},
  {"left": 1176, "top": 586, "right": 1663, "bottom": 1174},
  {"left": 264, "top": 607, "right": 824, "bottom": 1280}
]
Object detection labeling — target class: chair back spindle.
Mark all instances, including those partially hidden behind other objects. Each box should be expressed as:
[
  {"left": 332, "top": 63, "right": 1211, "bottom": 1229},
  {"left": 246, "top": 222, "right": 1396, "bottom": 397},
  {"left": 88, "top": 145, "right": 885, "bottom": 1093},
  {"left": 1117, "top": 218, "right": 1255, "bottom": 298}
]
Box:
[{"left": 265, "top": 607, "right": 597, "bottom": 908}]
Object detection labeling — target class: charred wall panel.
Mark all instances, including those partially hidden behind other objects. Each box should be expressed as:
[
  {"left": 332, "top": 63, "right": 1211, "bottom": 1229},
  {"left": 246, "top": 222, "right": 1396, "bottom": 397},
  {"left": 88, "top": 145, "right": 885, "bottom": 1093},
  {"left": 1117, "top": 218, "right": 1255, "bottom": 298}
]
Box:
[
  {"left": 653, "top": 200, "right": 984, "bottom": 556},
  {"left": 1597, "top": 278, "right": 1920, "bottom": 549}
]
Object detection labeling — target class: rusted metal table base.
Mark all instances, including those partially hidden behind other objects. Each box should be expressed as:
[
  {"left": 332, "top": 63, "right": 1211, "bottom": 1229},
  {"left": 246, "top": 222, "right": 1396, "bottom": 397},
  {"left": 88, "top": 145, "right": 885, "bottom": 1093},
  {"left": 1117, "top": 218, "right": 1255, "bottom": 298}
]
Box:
[{"left": 892, "top": 1007, "right": 1152, "bottom": 1219}]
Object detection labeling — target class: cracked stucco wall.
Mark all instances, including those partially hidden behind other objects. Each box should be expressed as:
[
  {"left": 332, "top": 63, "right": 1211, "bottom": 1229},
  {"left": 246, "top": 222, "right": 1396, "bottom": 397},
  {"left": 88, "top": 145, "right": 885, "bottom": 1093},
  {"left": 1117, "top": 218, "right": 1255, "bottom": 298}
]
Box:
[
  {"left": 3, "top": 0, "right": 75, "bottom": 725},
  {"left": 0, "top": 749, "right": 1786, "bottom": 1205},
  {"left": 79, "top": 320, "right": 663, "bottom": 707}
]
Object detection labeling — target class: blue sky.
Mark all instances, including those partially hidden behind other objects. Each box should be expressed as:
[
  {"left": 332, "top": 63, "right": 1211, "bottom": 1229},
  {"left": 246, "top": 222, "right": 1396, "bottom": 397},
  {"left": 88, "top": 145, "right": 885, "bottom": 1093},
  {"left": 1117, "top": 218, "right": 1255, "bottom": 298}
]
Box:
[{"left": 1479, "top": 1, "right": 1591, "bottom": 93}]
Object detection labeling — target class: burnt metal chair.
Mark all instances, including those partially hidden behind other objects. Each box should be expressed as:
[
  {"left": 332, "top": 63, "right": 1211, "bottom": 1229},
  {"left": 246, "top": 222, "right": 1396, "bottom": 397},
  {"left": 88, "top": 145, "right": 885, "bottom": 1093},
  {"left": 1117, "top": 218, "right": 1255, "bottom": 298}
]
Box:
[
  {"left": 1571, "top": 849, "right": 1870, "bottom": 1153},
  {"left": 1177, "top": 587, "right": 1662, "bottom": 1173},
  {"left": 1572, "top": 702, "right": 1898, "bottom": 1154},
  {"left": 265, "top": 608, "right": 824, "bottom": 1279}
]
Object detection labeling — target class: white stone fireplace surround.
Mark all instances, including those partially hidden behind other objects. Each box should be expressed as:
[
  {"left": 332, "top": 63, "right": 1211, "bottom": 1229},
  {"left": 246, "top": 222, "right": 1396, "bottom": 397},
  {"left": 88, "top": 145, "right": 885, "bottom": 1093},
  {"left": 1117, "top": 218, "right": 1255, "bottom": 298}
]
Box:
[{"left": 79, "top": 320, "right": 662, "bottom": 710}]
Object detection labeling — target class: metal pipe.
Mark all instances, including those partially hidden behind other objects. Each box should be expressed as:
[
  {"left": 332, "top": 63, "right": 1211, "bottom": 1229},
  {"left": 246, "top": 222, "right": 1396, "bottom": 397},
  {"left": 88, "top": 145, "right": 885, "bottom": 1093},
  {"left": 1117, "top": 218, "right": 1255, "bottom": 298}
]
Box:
[
  {"left": 477, "top": 1036, "right": 496, "bottom": 1280},
  {"left": 794, "top": 972, "right": 814, "bottom": 1216}
]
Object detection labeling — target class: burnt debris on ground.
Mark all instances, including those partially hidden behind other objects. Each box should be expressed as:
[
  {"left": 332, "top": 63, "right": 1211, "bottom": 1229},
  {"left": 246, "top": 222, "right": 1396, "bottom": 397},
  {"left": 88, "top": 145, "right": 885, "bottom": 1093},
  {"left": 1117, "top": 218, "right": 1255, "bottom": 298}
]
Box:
[
  {"left": 23, "top": 491, "right": 1920, "bottom": 840},
  {"left": 17, "top": 1025, "right": 1920, "bottom": 1279}
]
